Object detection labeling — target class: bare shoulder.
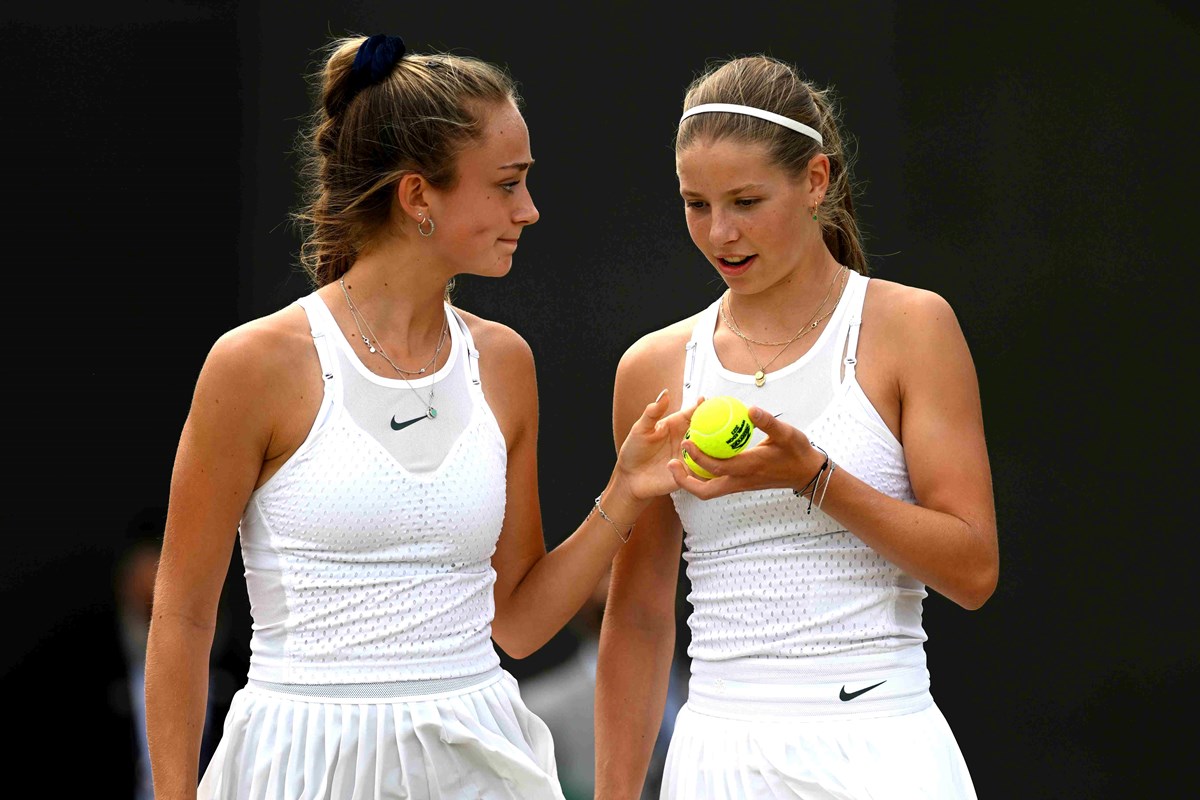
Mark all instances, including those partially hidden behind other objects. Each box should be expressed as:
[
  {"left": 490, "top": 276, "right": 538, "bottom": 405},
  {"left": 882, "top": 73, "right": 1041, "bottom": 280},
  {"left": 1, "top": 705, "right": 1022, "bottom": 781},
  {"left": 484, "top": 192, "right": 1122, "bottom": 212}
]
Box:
[
  {"left": 863, "top": 278, "right": 966, "bottom": 348},
  {"left": 452, "top": 307, "right": 536, "bottom": 449},
  {"left": 613, "top": 312, "right": 703, "bottom": 422},
  {"left": 203, "top": 302, "right": 316, "bottom": 388},
  {"left": 868, "top": 278, "right": 960, "bottom": 331},
  {"left": 452, "top": 306, "right": 534, "bottom": 371},
  {"left": 617, "top": 313, "right": 700, "bottom": 385},
  {"left": 183, "top": 300, "right": 323, "bottom": 475}
]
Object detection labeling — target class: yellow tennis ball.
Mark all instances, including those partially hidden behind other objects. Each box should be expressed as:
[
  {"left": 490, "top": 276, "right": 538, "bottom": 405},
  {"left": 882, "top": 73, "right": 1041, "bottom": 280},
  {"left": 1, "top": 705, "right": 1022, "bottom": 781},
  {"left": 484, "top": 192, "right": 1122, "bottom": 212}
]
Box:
[{"left": 682, "top": 395, "right": 754, "bottom": 479}]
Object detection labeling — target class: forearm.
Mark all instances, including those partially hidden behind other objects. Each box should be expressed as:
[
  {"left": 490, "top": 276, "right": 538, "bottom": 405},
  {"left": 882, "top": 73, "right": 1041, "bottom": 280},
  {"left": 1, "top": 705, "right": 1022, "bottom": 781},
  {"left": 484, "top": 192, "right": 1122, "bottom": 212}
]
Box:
[
  {"left": 594, "top": 609, "right": 676, "bottom": 800},
  {"left": 493, "top": 476, "right": 647, "bottom": 657},
  {"left": 145, "top": 613, "right": 217, "bottom": 799},
  {"left": 813, "top": 466, "right": 998, "bottom": 608}
]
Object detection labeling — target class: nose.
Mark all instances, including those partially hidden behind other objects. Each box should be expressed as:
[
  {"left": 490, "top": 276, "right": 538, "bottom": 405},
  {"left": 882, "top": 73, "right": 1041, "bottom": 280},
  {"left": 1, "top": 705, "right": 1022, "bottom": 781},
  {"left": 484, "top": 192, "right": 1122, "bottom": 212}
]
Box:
[
  {"left": 515, "top": 188, "right": 539, "bottom": 227},
  {"left": 708, "top": 207, "right": 738, "bottom": 246}
]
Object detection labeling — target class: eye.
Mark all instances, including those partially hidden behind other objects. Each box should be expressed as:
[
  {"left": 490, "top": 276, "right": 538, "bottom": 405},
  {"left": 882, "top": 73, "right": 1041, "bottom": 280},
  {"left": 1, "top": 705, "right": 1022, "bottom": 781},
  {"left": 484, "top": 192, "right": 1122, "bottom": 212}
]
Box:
[
  {"left": 501, "top": 180, "right": 521, "bottom": 193},
  {"left": 684, "top": 199, "right": 707, "bottom": 210},
  {"left": 735, "top": 197, "right": 759, "bottom": 207}
]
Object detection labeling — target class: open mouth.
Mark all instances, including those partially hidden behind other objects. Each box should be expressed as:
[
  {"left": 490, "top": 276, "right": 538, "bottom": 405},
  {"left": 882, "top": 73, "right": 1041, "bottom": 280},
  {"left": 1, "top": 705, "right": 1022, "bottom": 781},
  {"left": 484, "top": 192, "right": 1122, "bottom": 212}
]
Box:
[{"left": 717, "top": 254, "right": 755, "bottom": 274}]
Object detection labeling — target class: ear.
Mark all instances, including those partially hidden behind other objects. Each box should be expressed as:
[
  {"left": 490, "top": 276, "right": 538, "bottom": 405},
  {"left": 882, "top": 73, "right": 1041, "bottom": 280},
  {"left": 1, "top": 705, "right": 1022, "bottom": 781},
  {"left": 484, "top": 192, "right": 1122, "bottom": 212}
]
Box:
[
  {"left": 806, "top": 152, "right": 831, "bottom": 203},
  {"left": 395, "top": 172, "right": 431, "bottom": 224}
]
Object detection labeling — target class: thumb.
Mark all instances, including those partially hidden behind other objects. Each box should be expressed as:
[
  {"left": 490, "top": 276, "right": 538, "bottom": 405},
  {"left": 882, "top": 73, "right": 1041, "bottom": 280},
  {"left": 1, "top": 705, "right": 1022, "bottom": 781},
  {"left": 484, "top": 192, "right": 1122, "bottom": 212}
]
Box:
[{"left": 748, "top": 406, "right": 777, "bottom": 431}]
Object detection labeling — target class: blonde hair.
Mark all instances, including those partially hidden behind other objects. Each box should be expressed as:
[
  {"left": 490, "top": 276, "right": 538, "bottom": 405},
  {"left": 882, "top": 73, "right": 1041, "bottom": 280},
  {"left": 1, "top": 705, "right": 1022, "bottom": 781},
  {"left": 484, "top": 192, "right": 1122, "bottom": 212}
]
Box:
[
  {"left": 677, "top": 55, "right": 868, "bottom": 274},
  {"left": 292, "top": 35, "right": 520, "bottom": 287}
]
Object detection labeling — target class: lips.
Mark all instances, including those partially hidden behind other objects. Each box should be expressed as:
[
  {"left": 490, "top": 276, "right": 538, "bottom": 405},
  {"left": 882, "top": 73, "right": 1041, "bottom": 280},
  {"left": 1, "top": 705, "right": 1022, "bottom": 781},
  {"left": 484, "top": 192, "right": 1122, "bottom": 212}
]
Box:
[{"left": 716, "top": 254, "right": 755, "bottom": 276}]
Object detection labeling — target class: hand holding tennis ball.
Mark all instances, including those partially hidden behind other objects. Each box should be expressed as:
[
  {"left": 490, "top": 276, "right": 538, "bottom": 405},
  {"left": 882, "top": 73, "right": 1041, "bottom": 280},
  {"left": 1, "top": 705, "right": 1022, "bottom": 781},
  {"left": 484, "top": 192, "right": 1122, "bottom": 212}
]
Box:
[{"left": 681, "top": 395, "right": 755, "bottom": 479}]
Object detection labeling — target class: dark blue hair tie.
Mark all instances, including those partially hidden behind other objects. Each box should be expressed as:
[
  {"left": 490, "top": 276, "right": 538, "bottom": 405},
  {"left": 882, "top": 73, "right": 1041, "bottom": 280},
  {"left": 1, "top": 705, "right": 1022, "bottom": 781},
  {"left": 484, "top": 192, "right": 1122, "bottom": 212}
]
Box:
[{"left": 349, "top": 34, "right": 406, "bottom": 94}]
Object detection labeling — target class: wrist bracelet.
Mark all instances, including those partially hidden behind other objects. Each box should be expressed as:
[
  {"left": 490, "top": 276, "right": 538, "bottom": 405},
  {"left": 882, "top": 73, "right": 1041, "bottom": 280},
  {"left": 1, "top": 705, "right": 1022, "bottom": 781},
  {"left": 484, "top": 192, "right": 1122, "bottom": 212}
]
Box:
[
  {"left": 793, "top": 443, "right": 833, "bottom": 514},
  {"left": 593, "top": 494, "right": 634, "bottom": 543}
]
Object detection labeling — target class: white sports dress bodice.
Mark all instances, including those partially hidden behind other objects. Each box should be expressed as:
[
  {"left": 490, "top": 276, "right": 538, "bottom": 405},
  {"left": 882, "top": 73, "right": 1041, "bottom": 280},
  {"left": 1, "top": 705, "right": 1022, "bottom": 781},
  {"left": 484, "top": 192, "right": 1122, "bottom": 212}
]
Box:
[
  {"left": 236, "top": 293, "right": 507, "bottom": 684},
  {"left": 671, "top": 271, "right": 928, "bottom": 662}
]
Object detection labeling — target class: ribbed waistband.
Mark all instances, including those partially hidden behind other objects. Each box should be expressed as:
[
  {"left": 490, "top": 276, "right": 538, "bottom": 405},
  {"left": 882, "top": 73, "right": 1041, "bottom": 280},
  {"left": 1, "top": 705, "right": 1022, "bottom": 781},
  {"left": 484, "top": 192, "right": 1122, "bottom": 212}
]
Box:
[
  {"left": 245, "top": 665, "right": 504, "bottom": 703},
  {"left": 687, "top": 649, "right": 931, "bottom": 720}
]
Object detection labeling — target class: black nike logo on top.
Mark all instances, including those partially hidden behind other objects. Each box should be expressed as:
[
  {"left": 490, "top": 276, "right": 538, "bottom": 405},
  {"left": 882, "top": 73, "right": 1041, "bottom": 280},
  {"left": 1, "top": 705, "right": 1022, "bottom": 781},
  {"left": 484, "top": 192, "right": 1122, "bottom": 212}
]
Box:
[
  {"left": 390, "top": 414, "right": 426, "bottom": 431},
  {"left": 839, "top": 680, "right": 887, "bottom": 701}
]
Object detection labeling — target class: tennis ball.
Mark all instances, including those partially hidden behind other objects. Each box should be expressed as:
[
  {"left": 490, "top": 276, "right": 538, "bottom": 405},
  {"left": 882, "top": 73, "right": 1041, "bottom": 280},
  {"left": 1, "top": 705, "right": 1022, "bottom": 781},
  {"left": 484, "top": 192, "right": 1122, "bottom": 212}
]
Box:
[{"left": 682, "top": 395, "right": 754, "bottom": 479}]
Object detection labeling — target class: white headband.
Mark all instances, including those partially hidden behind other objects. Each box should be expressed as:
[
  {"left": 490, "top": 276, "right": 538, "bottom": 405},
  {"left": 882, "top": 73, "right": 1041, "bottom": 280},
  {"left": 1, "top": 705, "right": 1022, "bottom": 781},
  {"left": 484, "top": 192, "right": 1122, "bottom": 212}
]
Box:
[{"left": 679, "top": 102, "right": 823, "bottom": 146}]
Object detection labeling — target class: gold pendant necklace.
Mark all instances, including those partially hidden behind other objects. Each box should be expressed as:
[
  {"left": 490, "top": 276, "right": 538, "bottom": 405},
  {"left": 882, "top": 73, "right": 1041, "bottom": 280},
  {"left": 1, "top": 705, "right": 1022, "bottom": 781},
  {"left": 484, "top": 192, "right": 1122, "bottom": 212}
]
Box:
[{"left": 720, "top": 266, "right": 847, "bottom": 387}]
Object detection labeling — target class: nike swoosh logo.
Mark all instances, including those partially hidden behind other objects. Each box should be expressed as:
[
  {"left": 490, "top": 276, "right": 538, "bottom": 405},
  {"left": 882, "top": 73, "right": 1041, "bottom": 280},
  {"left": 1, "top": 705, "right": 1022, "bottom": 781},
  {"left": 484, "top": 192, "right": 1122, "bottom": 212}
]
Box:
[
  {"left": 839, "top": 680, "right": 887, "bottom": 701},
  {"left": 390, "top": 414, "right": 426, "bottom": 431}
]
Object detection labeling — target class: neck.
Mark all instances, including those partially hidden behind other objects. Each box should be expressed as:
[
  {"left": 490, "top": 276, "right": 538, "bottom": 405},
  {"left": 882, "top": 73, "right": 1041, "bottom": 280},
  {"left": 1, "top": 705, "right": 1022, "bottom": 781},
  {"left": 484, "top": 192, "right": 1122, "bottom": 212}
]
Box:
[
  {"left": 332, "top": 246, "right": 453, "bottom": 373},
  {"left": 339, "top": 242, "right": 451, "bottom": 338},
  {"left": 725, "top": 254, "right": 844, "bottom": 335}
]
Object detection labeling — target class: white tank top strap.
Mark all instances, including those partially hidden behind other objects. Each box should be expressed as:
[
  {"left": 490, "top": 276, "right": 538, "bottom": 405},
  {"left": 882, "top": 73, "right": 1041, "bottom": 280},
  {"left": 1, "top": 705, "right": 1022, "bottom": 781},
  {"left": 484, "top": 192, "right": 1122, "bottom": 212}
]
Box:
[
  {"left": 841, "top": 272, "right": 870, "bottom": 382},
  {"left": 682, "top": 300, "right": 721, "bottom": 404},
  {"left": 448, "top": 306, "right": 483, "bottom": 389},
  {"left": 295, "top": 293, "right": 341, "bottom": 388}
]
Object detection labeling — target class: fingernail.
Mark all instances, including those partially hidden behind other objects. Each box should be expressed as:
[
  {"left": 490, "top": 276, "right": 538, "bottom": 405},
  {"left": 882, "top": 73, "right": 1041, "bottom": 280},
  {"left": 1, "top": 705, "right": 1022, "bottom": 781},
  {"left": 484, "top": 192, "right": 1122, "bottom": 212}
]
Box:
[{"left": 655, "top": 388, "right": 667, "bottom": 403}]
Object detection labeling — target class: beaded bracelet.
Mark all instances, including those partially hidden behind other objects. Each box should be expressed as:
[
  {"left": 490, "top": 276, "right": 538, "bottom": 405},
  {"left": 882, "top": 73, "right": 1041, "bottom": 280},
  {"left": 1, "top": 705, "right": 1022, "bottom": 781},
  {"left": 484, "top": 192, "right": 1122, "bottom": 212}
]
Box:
[{"left": 593, "top": 494, "right": 634, "bottom": 543}]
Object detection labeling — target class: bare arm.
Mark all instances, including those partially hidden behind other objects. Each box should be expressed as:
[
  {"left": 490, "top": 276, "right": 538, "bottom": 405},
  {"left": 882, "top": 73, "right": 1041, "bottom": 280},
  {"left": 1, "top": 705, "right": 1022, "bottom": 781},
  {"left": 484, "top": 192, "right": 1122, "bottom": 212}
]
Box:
[
  {"left": 676, "top": 286, "right": 998, "bottom": 609},
  {"left": 145, "top": 319, "right": 304, "bottom": 797},
  {"left": 595, "top": 333, "right": 689, "bottom": 800},
  {"left": 482, "top": 320, "right": 696, "bottom": 657}
]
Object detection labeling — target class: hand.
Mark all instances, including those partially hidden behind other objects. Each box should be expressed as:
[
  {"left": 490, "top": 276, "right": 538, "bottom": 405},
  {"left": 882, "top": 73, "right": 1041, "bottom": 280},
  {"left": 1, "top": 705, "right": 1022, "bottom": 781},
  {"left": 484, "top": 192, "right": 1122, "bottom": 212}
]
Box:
[
  {"left": 668, "top": 406, "right": 827, "bottom": 500},
  {"left": 616, "top": 389, "right": 704, "bottom": 501}
]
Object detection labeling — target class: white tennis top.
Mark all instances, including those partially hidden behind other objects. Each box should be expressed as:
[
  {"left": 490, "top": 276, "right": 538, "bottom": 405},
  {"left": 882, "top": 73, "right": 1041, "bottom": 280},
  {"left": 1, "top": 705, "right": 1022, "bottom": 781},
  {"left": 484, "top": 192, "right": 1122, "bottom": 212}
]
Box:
[
  {"left": 671, "top": 271, "right": 928, "bottom": 662},
  {"left": 236, "top": 293, "right": 507, "bottom": 684}
]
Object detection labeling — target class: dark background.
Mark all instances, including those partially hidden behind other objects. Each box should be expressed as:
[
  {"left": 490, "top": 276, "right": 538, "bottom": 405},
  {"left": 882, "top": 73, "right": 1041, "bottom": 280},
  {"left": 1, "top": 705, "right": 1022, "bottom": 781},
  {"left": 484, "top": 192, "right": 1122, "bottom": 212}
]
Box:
[{"left": 3, "top": 1, "right": 1195, "bottom": 797}]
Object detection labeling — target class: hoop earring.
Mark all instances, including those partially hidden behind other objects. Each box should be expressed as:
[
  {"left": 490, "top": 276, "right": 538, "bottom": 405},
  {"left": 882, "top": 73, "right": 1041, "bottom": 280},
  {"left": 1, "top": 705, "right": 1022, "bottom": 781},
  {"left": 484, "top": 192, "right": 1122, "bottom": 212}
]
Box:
[{"left": 417, "top": 214, "right": 435, "bottom": 237}]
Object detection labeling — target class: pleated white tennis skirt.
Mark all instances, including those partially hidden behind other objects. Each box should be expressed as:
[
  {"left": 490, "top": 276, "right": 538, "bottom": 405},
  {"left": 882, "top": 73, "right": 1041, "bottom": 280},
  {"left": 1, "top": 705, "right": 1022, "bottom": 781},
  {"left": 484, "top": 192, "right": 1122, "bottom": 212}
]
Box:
[
  {"left": 662, "top": 651, "right": 977, "bottom": 799},
  {"left": 198, "top": 666, "right": 565, "bottom": 800}
]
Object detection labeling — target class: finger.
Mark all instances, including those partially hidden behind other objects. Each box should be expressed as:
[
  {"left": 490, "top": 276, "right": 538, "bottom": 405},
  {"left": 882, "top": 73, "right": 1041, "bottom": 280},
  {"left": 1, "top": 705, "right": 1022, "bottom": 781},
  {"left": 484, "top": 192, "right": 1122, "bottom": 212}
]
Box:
[
  {"left": 669, "top": 458, "right": 721, "bottom": 499},
  {"left": 631, "top": 389, "right": 672, "bottom": 435},
  {"left": 747, "top": 405, "right": 777, "bottom": 431},
  {"left": 666, "top": 394, "right": 705, "bottom": 427},
  {"left": 681, "top": 439, "right": 756, "bottom": 479},
  {"left": 746, "top": 405, "right": 796, "bottom": 444}
]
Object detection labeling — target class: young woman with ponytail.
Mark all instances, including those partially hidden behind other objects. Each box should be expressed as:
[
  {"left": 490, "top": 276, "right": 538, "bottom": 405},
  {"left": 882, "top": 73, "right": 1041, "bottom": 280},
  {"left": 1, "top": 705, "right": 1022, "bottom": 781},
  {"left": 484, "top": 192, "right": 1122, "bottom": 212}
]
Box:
[
  {"left": 144, "top": 33, "right": 697, "bottom": 799},
  {"left": 595, "top": 54, "right": 998, "bottom": 799}
]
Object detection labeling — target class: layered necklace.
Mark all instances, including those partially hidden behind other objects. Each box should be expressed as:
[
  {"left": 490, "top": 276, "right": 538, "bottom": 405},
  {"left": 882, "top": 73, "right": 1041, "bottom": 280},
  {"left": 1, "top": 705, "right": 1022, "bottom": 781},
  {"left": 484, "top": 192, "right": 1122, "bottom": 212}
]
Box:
[
  {"left": 720, "top": 265, "right": 848, "bottom": 388},
  {"left": 339, "top": 278, "right": 447, "bottom": 419}
]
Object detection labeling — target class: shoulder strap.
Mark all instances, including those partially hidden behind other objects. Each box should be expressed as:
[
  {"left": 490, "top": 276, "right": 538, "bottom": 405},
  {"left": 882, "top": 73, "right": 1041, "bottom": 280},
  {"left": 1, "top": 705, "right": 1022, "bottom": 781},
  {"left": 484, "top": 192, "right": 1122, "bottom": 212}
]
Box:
[
  {"left": 448, "top": 306, "right": 482, "bottom": 387},
  {"left": 841, "top": 273, "right": 870, "bottom": 382},
  {"left": 682, "top": 296, "right": 722, "bottom": 402},
  {"left": 295, "top": 293, "right": 338, "bottom": 386}
]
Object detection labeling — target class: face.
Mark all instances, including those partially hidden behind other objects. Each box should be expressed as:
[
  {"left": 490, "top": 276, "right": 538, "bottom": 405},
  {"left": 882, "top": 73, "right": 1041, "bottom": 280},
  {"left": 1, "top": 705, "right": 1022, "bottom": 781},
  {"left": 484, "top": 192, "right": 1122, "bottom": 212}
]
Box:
[
  {"left": 676, "top": 138, "right": 816, "bottom": 292},
  {"left": 431, "top": 100, "right": 539, "bottom": 278}
]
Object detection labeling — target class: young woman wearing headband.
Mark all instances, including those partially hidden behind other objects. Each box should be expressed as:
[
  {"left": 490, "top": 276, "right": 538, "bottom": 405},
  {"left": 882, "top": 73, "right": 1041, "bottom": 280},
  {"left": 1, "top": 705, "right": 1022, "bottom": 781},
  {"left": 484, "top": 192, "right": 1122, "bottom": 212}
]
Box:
[
  {"left": 144, "top": 33, "right": 698, "bottom": 800},
  {"left": 595, "top": 54, "right": 998, "bottom": 799}
]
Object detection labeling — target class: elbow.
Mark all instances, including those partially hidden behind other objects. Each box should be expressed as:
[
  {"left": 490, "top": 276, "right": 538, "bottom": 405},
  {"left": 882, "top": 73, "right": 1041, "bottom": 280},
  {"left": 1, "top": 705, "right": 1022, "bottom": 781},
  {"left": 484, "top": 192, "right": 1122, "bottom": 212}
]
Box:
[
  {"left": 490, "top": 619, "right": 544, "bottom": 661},
  {"left": 953, "top": 559, "right": 999, "bottom": 611},
  {"left": 493, "top": 636, "right": 537, "bottom": 661}
]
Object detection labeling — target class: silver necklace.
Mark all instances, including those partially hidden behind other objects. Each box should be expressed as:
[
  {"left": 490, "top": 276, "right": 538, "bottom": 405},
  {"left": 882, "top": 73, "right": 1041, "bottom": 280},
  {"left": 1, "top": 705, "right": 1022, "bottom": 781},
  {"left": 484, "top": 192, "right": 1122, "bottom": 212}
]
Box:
[
  {"left": 339, "top": 278, "right": 445, "bottom": 419},
  {"left": 720, "top": 266, "right": 847, "bottom": 388}
]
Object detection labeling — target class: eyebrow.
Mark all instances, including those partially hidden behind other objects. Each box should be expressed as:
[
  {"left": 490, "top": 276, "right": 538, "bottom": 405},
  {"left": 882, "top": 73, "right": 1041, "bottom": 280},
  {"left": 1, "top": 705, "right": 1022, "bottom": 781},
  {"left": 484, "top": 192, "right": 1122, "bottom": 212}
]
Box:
[
  {"left": 499, "top": 160, "right": 535, "bottom": 172},
  {"left": 679, "top": 182, "right": 765, "bottom": 198}
]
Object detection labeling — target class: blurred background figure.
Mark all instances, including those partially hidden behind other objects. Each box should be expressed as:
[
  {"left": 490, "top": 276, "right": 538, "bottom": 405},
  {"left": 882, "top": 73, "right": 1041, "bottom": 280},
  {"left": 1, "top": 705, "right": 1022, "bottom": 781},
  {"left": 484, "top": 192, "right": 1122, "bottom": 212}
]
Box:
[
  {"left": 115, "top": 509, "right": 166, "bottom": 800},
  {"left": 0, "top": 505, "right": 244, "bottom": 796},
  {"left": 116, "top": 506, "right": 242, "bottom": 798},
  {"left": 520, "top": 565, "right": 689, "bottom": 800}
]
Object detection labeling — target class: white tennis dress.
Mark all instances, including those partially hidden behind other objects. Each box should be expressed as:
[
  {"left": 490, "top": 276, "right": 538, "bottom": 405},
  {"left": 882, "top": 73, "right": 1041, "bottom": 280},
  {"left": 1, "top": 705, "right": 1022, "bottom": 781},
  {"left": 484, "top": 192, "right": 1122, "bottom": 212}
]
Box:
[
  {"left": 197, "top": 293, "right": 563, "bottom": 800},
  {"left": 663, "top": 271, "right": 978, "bottom": 799}
]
